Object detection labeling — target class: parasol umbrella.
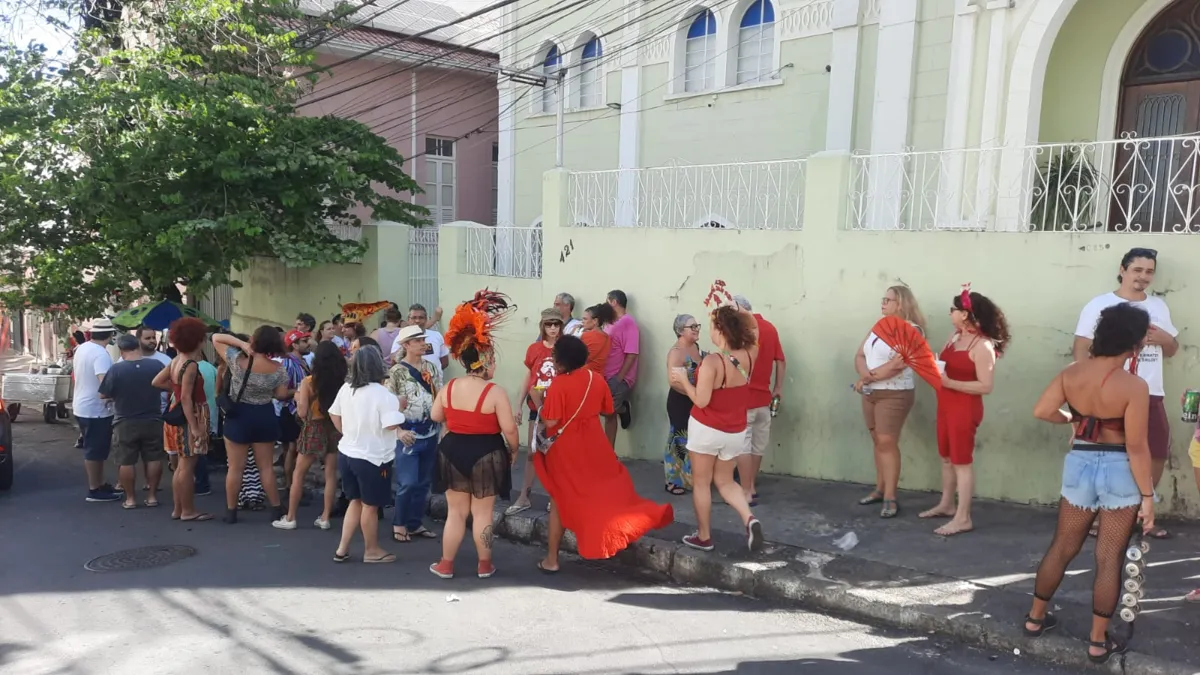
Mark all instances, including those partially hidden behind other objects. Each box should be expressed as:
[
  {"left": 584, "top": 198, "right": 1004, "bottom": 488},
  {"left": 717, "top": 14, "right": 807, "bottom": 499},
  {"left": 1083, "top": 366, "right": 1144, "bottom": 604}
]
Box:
[{"left": 111, "top": 301, "right": 220, "bottom": 331}]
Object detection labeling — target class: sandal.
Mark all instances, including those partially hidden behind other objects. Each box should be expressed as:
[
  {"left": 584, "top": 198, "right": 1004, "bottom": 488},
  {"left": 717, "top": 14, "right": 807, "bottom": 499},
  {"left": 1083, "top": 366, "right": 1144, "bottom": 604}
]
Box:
[
  {"left": 1144, "top": 526, "right": 1172, "bottom": 540},
  {"left": 858, "top": 491, "right": 884, "bottom": 506},
  {"left": 143, "top": 499, "right": 160, "bottom": 508},
  {"left": 364, "top": 553, "right": 397, "bottom": 564},
  {"left": 410, "top": 527, "right": 437, "bottom": 539},
  {"left": 665, "top": 484, "right": 687, "bottom": 496},
  {"left": 1022, "top": 612, "right": 1058, "bottom": 637},
  {"left": 180, "top": 513, "right": 213, "bottom": 522},
  {"left": 537, "top": 561, "right": 559, "bottom": 574},
  {"left": 333, "top": 551, "right": 351, "bottom": 563},
  {"left": 880, "top": 500, "right": 899, "bottom": 519},
  {"left": 505, "top": 501, "right": 531, "bottom": 516},
  {"left": 1087, "top": 636, "right": 1128, "bottom": 664},
  {"left": 393, "top": 531, "right": 412, "bottom": 543}
]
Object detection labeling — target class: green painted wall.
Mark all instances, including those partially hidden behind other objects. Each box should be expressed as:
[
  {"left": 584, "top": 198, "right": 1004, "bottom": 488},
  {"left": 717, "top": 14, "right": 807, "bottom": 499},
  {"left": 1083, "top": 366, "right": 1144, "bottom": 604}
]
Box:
[{"left": 1039, "top": 0, "right": 1140, "bottom": 143}]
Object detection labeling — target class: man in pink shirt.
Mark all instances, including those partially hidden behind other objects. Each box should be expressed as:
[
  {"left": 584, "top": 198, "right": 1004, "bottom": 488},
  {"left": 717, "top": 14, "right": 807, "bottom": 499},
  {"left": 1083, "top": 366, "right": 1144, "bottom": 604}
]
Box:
[{"left": 603, "top": 290, "right": 639, "bottom": 447}]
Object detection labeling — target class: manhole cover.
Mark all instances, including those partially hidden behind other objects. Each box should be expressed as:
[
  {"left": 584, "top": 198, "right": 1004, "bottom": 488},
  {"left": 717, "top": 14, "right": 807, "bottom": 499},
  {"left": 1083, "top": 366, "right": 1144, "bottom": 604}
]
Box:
[{"left": 84, "top": 545, "right": 197, "bottom": 572}]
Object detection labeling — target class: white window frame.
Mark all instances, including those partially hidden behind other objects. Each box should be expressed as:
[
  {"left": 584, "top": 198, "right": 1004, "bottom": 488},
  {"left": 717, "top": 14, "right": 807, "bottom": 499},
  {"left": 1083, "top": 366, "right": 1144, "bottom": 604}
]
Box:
[
  {"left": 575, "top": 35, "right": 603, "bottom": 109},
  {"left": 735, "top": 0, "right": 775, "bottom": 85},
  {"left": 538, "top": 43, "right": 562, "bottom": 114},
  {"left": 684, "top": 10, "right": 718, "bottom": 93},
  {"left": 424, "top": 136, "right": 456, "bottom": 226}
]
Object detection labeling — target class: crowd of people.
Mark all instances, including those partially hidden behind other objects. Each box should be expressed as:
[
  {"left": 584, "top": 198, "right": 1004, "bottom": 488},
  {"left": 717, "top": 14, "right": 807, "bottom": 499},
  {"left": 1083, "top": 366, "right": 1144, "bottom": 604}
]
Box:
[{"left": 61, "top": 246, "right": 1200, "bottom": 659}]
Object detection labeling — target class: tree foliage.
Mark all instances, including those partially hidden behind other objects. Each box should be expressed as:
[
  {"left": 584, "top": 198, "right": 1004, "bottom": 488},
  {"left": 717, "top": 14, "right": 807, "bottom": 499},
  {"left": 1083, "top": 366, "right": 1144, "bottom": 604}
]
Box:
[{"left": 0, "top": 0, "right": 427, "bottom": 317}]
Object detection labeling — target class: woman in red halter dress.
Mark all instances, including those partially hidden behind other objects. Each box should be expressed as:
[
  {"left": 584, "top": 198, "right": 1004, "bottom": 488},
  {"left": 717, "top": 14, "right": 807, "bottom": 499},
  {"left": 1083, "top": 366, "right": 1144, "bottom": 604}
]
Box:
[{"left": 919, "top": 287, "right": 1011, "bottom": 536}]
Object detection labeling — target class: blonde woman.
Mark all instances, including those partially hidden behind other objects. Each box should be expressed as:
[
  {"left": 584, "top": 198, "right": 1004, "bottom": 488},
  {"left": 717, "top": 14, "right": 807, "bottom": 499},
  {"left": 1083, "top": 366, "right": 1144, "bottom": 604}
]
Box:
[{"left": 853, "top": 285, "right": 928, "bottom": 518}]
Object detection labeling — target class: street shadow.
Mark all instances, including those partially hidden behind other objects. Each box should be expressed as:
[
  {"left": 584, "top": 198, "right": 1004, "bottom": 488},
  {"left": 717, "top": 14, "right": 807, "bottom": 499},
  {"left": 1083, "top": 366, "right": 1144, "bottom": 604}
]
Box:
[{"left": 607, "top": 589, "right": 773, "bottom": 613}]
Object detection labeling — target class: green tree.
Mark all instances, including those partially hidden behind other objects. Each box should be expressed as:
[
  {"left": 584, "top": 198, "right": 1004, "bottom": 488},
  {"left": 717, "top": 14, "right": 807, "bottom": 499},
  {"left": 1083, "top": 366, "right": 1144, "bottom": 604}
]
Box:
[{"left": 0, "top": 0, "right": 427, "bottom": 317}]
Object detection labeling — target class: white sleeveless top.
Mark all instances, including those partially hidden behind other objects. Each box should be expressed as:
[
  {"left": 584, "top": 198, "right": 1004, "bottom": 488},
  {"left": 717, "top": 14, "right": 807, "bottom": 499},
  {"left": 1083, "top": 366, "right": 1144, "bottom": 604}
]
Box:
[{"left": 863, "top": 330, "right": 915, "bottom": 391}]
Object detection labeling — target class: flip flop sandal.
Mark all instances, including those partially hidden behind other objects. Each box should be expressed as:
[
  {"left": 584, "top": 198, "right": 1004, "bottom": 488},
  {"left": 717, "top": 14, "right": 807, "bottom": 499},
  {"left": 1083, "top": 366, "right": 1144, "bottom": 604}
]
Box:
[
  {"left": 1022, "top": 612, "right": 1058, "bottom": 637},
  {"left": 411, "top": 527, "right": 438, "bottom": 539},
  {"left": 664, "top": 485, "right": 687, "bottom": 496},
  {"left": 1144, "top": 527, "right": 1173, "bottom": 540},
  {"left": 364, "top": 553, "right": 397, "bottom": 564},
  {"left": 144, "top": 500, "right": 160, "bottom": 508},
  {"left": 180, "top": 513, "right": 214, "bottom": 522},
  {"left": 505, "top": 502, "right": 531, "bottom": 516},
  {"left": 393, "top": 532, "right": 412, "bottom": 543},
  {"left": 880, "top": 500, "right": 899, "bottom": 519},
  {"left": 333, "top": 552, "right": 351, "bottom": 563},
  {"left": 858, "top": 491, "right": 884, "bottom": 506},
  {"left": 537, "top": 561, "right": 559, "bottom": 574},
  {"left": 122, "top": 503, "right": 137, "bottom": 510}
]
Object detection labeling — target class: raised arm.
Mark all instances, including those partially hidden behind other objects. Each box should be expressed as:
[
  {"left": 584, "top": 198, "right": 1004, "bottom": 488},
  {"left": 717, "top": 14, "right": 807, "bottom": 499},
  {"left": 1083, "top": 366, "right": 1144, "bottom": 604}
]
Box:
[
  {"left": 151, "top": 364, "right": 173, "bottom": 391},
  {"left": 212, "top": 333, "right": 250, "bottom": 360}
]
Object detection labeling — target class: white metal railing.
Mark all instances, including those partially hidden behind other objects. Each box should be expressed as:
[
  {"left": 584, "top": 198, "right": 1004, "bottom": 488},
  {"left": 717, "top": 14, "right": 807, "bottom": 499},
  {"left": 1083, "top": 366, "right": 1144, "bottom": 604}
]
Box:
[
  {"left": 849, "top": 135, "right": 1200, "bottom": 233},
  {"left": 463, "top": 225, "right": 542, "bottom": 279},
  {"left": 569, "top": 159, "right": 807, "bottom": 230}
]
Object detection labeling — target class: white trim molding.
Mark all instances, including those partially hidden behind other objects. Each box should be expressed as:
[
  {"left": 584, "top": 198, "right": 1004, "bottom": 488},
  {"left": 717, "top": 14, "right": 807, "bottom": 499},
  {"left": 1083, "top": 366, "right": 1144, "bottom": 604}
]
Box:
[
  {"left": 1095, "top": 0, "right": 1174, "bottom": 142},
  {"left": 825, "top": 0, "right": 863, "bottom": 151},
  {"left": 779, "top": 0, "right": 834, "bottom": 41}
]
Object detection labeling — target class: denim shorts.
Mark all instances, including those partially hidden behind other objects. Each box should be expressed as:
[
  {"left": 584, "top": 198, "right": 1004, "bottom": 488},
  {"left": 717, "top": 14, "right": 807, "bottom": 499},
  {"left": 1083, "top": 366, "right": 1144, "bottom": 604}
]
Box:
[
  {"left": 1060, "top": 448, "right": 1140, "bottom": 511},
  {"left": 223, "top": 402, "right": 280, "bottom": 445}
]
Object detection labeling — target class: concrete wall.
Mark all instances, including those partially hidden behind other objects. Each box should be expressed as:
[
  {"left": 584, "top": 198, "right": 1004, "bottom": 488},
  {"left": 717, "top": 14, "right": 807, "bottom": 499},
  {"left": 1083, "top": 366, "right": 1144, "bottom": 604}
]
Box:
[
  {"left": 230, "top": 224, "right": 413, "bottom": 332},
  {"left": 441, "top": 157, "right": 1200, "bottom": 517}
]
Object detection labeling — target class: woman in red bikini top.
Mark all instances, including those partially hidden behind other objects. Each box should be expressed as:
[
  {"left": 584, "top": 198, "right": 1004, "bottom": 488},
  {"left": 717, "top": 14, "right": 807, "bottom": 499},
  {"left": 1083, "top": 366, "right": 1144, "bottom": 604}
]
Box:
[
  {"left": 429, "top": 290, "right": 520, "bottom": 580},
  {"left": 919, "top": 286, "right": 1010, "bottom": 538}
]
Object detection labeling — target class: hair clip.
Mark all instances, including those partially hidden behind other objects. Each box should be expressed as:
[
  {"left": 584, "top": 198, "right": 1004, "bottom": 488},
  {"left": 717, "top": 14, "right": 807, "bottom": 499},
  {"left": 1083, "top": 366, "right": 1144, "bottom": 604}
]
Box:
[{"left": 959, "top": 283, "right": 973, "bottom": 313}]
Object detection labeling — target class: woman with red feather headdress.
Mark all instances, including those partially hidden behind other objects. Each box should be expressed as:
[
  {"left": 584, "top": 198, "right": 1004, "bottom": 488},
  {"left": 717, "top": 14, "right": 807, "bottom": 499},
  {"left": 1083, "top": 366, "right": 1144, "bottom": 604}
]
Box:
[
  {"left": 852, "top": 285, "right": 932, "bottom": 519},
  {"left": 918, "top": 285, "right": 1011, "bottom": 537},
  {"left": 428, "top": 290, "right": 521, "bottom": 580}
]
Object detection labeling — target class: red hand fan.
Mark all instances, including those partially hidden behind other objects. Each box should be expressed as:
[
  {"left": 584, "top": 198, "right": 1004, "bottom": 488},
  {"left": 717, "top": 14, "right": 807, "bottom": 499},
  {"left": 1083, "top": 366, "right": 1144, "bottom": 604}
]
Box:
[{"left": 870, "top": 315, "right": 941, "bottom": 390}]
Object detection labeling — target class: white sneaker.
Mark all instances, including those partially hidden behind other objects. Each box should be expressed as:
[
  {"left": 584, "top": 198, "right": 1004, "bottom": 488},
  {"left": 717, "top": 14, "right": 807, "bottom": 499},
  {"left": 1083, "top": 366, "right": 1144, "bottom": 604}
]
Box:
[
  {"left": 314, "top": 517, "right": 331, "bottom": 530},
  {"left": 272, "top": 517, "right": 297, "bottom": 530}
]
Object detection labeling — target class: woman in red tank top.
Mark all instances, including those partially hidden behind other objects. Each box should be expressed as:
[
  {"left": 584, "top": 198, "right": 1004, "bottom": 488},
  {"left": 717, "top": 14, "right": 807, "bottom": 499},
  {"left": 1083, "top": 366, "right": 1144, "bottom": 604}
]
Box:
[
  {"left": 670, "top": 304, "right": 764, "bottom": 553},
  {"left": 919, "top": 287, "right": 1011, "bottom": 536},
  {"left": 428, "top": 291, "right": 520, "bottom": 580}
]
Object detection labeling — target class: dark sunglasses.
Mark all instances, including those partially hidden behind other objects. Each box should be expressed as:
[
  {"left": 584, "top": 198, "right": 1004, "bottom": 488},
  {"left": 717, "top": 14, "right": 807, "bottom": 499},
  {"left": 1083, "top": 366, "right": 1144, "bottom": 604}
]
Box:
[{"left": 1127, "top": 247, "right": 1157, "bottom": 259}]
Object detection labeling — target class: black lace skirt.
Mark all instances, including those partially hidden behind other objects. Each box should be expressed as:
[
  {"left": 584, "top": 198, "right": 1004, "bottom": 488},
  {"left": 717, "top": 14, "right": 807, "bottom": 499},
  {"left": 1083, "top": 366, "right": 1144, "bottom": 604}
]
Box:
[{"left": 435, "top": 431, "right": 512, "bottom": 500}]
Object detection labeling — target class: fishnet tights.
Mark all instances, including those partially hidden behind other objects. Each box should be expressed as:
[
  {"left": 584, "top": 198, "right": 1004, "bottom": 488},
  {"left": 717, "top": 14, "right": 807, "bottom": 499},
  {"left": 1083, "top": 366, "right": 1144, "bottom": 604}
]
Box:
[{"left": 1033, "top": 499, "right": 1138, "bottom": 618}]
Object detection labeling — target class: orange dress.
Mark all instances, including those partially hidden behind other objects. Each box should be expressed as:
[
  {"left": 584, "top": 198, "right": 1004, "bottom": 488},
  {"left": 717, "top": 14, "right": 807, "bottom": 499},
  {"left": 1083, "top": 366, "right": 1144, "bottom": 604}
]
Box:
[{"left": 532, "top": 368, "right": 674, "bottom": 559}]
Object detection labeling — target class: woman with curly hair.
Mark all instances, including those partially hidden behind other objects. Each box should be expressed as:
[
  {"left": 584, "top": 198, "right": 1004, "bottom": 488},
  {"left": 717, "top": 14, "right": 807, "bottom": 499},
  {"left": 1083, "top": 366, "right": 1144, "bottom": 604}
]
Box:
[
  {"left": 534, "top": 335, "right": 673, "bottom": 573},
  {"left": 152, "top": 317, "right": 212, "bottom": 521},
  {"left": 274, "top": 341, "right": 347, "bottom": 530},
  {"left": 1022, "top": 303, "right": 1155, "bottom": 664},
  {"left": 919, "top": 287, "right": 1012, "bottom": 536},
  {"left": 429, "top": 291, "right": 521, "bottom": 579},
  {"left": 671, "top": 302, "right": 763, "bottom": 553}
]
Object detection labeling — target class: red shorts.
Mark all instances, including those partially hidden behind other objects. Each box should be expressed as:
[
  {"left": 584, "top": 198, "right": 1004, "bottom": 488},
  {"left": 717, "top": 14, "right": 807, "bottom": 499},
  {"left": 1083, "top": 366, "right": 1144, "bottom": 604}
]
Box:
[
  {"left": 1148, "top": 396, "right": 1170, "bottom": 461},
  {"left": 936, "top": 392, "right": 984, "bottom": 466}
]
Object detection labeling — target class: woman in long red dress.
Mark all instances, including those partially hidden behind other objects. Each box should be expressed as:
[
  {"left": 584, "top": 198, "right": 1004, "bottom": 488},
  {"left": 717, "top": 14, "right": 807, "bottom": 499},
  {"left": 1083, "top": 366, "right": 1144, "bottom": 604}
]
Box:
[{"left": 532, "top": 335, "right": 674, "bottom": 572}]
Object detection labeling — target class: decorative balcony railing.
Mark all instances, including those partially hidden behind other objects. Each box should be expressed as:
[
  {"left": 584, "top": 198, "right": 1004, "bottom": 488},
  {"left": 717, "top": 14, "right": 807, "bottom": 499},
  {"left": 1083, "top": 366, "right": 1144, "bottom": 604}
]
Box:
[
  {"left": 568, "top": 159, "right": 807, "bottom": 230},
  {"left": 463, "top": 225, "right": 542, "bottom": 279},
  {"left": 849, "top": 135, "right": 1200, "bottom": 233}
]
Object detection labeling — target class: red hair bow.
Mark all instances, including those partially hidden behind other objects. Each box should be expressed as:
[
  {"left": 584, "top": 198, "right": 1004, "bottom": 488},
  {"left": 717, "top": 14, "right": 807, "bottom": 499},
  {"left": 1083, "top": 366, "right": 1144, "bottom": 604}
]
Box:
[{"left": 959, "top": 283, "right": 973, "bottom": 313}]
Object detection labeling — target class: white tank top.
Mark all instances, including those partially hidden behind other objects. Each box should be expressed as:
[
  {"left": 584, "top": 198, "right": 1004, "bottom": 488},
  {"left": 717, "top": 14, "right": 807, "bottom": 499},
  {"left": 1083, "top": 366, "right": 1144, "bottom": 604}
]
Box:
[{"left": 863, "top": 331, "right": 915, "bottom": 391}]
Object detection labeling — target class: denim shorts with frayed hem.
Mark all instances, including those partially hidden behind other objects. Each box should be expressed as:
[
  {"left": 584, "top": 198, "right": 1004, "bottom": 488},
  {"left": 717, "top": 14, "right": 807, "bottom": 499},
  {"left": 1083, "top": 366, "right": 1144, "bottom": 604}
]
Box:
[{"left": 1060, "top": 447, "right": 1140, "bottom": 511}]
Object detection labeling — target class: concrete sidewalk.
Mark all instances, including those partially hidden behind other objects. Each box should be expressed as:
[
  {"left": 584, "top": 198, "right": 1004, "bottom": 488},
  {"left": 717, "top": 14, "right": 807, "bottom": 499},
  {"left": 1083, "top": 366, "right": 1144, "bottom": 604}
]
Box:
[{"left": 431, "top": 452, "right": 1200, "bottom": 675}]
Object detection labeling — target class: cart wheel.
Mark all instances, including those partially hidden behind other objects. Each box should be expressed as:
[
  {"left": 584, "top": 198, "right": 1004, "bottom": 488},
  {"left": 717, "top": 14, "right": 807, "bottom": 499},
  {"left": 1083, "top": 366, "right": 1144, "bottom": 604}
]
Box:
[
  {"left": 6, "top": 402, "right": 19, "bottom": 422},
  {"left": 57, "top": 404, "right": 69, "bottom": 419},
  {"left": 43, "top": 402, "right": 57, "bottom": 424}
]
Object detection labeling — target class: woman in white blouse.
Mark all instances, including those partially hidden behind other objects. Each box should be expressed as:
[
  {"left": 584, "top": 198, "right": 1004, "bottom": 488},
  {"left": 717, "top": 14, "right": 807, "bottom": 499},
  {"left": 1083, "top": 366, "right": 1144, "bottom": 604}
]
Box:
[{"left": 852, "top": 285, "right": 928, "bottom": 518}]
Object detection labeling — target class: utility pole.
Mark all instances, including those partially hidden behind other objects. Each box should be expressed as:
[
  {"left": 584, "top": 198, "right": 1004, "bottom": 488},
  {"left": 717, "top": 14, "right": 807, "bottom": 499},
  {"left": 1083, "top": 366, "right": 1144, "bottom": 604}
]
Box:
[{"left": 554, "top": 69, "right": 566, "bottom": 168}]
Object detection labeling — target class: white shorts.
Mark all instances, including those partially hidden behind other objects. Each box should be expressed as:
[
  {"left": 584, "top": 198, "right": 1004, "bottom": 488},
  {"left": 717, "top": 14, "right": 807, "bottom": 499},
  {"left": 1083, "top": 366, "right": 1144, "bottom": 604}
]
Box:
[
  {"left": 746, "top": 406, "right": 772, "bottom": 456},
  {"left": 686, "top": 417, "right": 749, "bottom": 461}
]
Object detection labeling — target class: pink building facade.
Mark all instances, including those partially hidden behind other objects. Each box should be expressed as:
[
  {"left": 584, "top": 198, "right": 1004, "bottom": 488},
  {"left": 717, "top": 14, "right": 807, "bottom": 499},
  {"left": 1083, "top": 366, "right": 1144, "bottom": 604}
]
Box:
[{"left": 300, "top": 28, "right": 499, "bottom": 228}]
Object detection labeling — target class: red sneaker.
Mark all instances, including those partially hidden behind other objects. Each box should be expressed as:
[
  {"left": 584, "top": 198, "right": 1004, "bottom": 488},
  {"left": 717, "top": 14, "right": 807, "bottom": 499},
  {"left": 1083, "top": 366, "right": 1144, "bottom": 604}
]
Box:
[
  {"left": 429, "top": 559, "right": 454, "bottom": 579},
  {"left": 682, "top": 533, "right": 715, "bottom": 551},
  {"left": 477, "top": 560, "right": 496, "bottom": 578}
]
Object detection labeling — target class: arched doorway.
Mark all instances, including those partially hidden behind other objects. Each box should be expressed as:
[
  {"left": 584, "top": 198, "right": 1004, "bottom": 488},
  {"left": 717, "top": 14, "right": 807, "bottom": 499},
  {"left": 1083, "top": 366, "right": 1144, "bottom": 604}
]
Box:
[{"left": 1113, "top": 0, "right": 1200, "bottom": 231}]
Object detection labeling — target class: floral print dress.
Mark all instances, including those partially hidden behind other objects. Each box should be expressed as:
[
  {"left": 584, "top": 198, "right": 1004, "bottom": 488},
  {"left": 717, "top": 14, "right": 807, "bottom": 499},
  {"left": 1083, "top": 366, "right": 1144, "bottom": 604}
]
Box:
[{"left": 664, "top": 352, "right": 702, "bottom": 491}]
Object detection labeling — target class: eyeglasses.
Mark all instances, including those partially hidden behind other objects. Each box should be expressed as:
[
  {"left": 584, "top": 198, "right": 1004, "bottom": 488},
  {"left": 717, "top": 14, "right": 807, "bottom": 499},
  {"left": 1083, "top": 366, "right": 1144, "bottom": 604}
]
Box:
[
  {"left": 881, "top": 297, "right": 897, "bottom": 304},
  {"left": 685, "top": 324, "right": 702, "bottom": 331}
]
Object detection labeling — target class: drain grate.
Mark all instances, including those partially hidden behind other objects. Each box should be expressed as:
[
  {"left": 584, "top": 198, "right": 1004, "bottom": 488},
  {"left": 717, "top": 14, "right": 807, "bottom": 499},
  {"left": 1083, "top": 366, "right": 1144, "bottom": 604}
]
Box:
[{"left": 84, "top": 545, "right": 197, "bottom": 572}]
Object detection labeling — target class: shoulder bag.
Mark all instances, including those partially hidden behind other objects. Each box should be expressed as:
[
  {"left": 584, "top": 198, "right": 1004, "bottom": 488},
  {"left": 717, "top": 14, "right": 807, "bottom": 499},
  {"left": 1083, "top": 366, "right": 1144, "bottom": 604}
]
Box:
[
  {"left": 533, "top": 370, "right": 593, "bottom": 454},
  {"left": 217, "top": 355, "right": 254, "bottom": 415}
]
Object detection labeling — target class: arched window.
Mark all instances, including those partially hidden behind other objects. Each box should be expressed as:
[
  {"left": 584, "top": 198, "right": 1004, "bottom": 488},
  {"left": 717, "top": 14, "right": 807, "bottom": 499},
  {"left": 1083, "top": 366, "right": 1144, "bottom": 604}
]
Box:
[
  {"left": 541, "top": 45, "right": 561, "bottom": 114},
  {"left": 579, "top": 36, "right": 603, "bottom": 108},
  {"left": 684, "top": 10, "right": 717, "bottom": 93},
  {"left": 737, "top": 0, "right": 775, "bottom": 84}
]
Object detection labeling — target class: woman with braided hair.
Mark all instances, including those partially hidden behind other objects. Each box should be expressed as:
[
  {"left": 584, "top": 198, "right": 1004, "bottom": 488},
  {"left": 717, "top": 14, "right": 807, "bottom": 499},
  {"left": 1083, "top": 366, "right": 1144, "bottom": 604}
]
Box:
[{"left": 429, "top": 291, "right": 521, "bottom": 579}]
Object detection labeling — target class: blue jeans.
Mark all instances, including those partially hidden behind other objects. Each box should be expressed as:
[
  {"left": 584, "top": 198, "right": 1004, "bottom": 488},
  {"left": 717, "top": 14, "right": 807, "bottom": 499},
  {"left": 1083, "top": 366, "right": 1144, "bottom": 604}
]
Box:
[
  {"left": 393, "top": 435, "right": 438, "bottom": 530},
  {"left": 194, "top": 453, "right": 211, "bottom": 494}
]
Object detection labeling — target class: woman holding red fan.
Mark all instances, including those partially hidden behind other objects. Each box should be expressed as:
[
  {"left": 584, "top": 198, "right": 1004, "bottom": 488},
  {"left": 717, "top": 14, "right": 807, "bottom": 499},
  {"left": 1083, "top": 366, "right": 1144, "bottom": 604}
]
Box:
[
  {"left": 853, "top": 285, "right": 929, "bottom": 518},
  {"left": 919, "top": 286, "right": 1011, "bottom": 536}
]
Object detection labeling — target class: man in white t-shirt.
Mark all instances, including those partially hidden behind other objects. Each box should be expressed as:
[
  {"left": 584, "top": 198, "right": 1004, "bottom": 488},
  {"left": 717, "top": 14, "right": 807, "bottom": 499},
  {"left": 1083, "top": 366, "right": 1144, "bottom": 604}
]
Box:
[
  {"left": 1073, "top": 247, "right": 1177, "bottom": 538},
  {"left": 73, "top": 318, "right": 121, "bottom": 502},
  {"left": 389, "top": 304, "right": 449, "bottom": 380}
]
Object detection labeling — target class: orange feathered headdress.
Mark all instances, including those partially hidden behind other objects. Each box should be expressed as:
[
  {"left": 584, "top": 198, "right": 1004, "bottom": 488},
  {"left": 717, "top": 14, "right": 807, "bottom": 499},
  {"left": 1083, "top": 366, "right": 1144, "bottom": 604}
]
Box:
[
  {"left": 445, "top": 289, "right": 514, "bottom": 366},
  {"left": 340, "top": 301, "right": 392, "bottom": 325}
]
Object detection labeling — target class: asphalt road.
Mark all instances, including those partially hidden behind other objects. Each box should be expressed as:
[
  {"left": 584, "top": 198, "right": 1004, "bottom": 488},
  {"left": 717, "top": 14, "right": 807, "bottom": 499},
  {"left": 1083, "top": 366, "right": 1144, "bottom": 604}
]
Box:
[{"left": 0, "top": 419, "right": 1088, "bottom": 675}]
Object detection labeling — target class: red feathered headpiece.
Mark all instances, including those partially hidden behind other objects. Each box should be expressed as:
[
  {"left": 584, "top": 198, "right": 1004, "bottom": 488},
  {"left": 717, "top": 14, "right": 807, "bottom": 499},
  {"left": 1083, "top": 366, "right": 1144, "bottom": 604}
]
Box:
[{"left": 445, "top": 289, "right": 514, "bottom": 368}]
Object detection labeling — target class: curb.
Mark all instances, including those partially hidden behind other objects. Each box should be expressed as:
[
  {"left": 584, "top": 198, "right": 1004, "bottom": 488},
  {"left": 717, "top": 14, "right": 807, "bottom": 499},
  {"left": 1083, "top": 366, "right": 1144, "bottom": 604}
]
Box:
[{"left": 428, "top": 495, "right": 1197, "bottom": 675}]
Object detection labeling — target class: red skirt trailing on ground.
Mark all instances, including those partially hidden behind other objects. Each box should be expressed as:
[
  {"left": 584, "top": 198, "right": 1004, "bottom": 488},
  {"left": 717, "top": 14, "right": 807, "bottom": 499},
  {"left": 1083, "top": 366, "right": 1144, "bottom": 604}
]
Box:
[{"left": 532, "top": 368, "right": 674, "bottom": 559}]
